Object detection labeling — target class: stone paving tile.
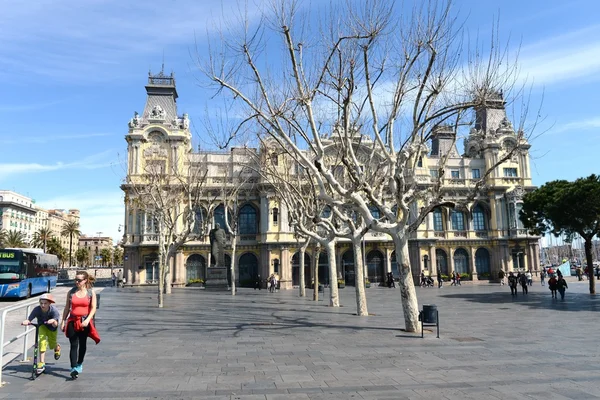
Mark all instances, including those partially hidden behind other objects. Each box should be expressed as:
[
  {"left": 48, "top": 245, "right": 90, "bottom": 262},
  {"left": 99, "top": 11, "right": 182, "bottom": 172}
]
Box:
[{"left": 3, "top": 281, "right": 600, "bottom": 399}]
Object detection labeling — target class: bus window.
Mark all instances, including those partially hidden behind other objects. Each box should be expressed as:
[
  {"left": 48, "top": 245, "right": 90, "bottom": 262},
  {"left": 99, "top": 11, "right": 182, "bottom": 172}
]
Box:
[{"left": 0, "top": 260, "right": 20, "bottom": 280}]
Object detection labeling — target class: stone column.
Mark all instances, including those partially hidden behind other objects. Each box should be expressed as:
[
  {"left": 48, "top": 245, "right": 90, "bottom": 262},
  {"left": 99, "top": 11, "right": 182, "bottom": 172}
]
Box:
[
  {"left": 429, "top": 245, "right": 437, "bottom": 279},
  {"left": 260, "top": 195, "right": 269, "bottom": 234},
  {"left": 279, "top": 201, "right": 289, "bottom": 232},
  {"left": 281, "top": 247, "right": 290, "bottom": 289},
  {"left": 173, "top": 252, "right": 185, "bottom": 287},
  {"left": 448, "top": 247, "right": 455, "bottom": 275},
  {"left": 469, "top": 246, "right": 478, "bottom": 280},
  {"left": 385, "top": 248, "right": 391, "bottom": 273}
]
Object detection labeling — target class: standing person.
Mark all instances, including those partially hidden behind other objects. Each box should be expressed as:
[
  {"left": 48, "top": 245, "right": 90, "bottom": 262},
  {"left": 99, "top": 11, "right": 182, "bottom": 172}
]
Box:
[
  {"left": 254, "top": 274, "right": 261, "bottom": 290},
  {"left": 540, "top": 268, "right": 546, "bottom": 286},
  {"left": 117, "top": 269, "right": 124, "bottom": 288},
  {"left": 437, "top": 269, "right": 443, "bottom": 288},
  {"left": 111, "top": 272, "right": 116, "bottom": 287},
  {"left": 60, "top": 271, "right": 100, "bottom": 379},
  {"left": 519, "top": 272, "right": 528, "bottom": 294},
  {"left": 498, "top": 269, "right": 505, "bottom": 285},
  {"left": 389, "top": 272, "right": 396, "bottom": 288},
  {"left": 557, "top": 275, "right": 568, "bottom": 300},
  {"left": 456, "top": 272, "right": 461, "bottom": 286},
  {"left": 548, "top": 275, "right": 558, "bottom": 299},
  {"left": 508, "top": 272, "right": 518, "bottom": 296},
  {"left": 526, "top": 270, "right": 533, "bottom": 286},
  {"left": 595, "top": 266, "right": 600, "bottom": 281},
  {"left": 21, "top": 293, "right": 61, "bottom": 374},
  {"left": 450, "top": 271, "right": 456, "bottom": 286}
]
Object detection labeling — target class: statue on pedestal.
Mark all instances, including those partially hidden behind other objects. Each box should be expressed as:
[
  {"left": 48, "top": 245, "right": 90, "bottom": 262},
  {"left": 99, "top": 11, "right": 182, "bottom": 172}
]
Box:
[{"left": 209, "top": 223, "right": 226, "bottom": 267}]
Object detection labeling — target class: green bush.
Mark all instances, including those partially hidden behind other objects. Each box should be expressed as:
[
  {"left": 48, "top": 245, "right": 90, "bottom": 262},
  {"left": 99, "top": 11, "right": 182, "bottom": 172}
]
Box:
[
  {"left": 441, "top": 274, "right": 449, "bottom": 281},
  {"left": 187, "top": 278, "right": 204, "bottom": 284},
  {"left": 459, "top": 273, "right": 471, "bottom": 280},
  {"left": 478, "top": 272, "right": 490, "bottom": 279}
]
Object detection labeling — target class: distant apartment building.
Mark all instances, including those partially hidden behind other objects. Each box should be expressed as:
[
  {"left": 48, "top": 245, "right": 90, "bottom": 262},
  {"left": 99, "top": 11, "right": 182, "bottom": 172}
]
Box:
[
  {"left": 79, "top": 235, "right": 113, "bottom": 266},
  {"left": 47, "top": 209, "right": 81, "bottom": 257},
  {"left": 0, "top": 190, "right": 37, "bottom": 243}
]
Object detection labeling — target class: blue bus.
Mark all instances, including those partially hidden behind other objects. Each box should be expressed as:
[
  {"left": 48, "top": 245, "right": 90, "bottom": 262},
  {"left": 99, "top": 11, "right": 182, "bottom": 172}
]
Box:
[{"left": 0, "top": 248, "right": 58, "bottom": 298}]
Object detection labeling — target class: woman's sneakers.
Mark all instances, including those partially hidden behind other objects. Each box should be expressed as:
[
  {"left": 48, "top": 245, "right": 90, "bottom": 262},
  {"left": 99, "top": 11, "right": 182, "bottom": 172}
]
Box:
[{"left": 70, "top": 364, "right": 82, "bottom": 379}]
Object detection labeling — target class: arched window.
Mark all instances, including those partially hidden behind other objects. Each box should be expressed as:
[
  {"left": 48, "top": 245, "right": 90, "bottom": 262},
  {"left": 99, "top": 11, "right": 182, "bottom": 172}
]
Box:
[
  {"left": 272, "top": 207, "right": 279, "bottom": 225},
  {"left": 436, "top": 249, "right": 448, "bottom": 275},
  {"left": 292, "top": 252, "right": 311, "bottom": 286},
  {"left": 453, "top": 248, "right": 469, "bottom": 274},
  {"left": 238, "top": 253, "right": 259, "bottom": 287},
  {"left": 451, "top": 210, "right": 464, "bottom": 231},
  {"left": 193, "top": 207, "right": 206, "bottom": 234},
  {"left": 214, "top": 205, "right": 226, "bottom": 228},
  {"left": 473, "top": 205, "right": 486, "bottom": 231},
  {"left": 186, "top": 254, "right": 206, "bottom": 282},
  {"left": 417, "top": 156, "right": 423, "bottom": 167},
  {"left": 369, "top": 205, "right": 381, "bottom": 219},
  {"left": 239, "top": 204, "right": 258, "bottom": 234},
  {"left": 433, "top": 207, "right": 444, "bottom": 231},
  {"left": 366, "top": 250, "right": 385, "bottom": 283},
  {"left": 475, "top": 248, "right": 490, "bottom": 275},
  {"left": 342, "top": 250, "right": 355, "bottom": 286}
]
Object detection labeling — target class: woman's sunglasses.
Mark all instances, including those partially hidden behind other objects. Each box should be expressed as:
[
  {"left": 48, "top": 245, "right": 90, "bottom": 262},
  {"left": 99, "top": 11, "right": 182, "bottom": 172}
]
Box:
[{"left": 75, "top": 278, "right": 86, "bottom": 283}]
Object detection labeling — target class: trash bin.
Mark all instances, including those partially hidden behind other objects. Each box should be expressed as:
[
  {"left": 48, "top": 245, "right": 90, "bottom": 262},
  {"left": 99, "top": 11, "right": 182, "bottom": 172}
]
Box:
[{"left": 422, "top": 304, "right": 437, "bottom": 323}]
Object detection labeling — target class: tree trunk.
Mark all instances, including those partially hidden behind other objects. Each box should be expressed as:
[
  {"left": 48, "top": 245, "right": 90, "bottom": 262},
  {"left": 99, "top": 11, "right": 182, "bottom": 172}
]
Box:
[
  {"left": 585, "top": 237, "right": 595, "bottom": 294},
  {"left": 313, "top": 247, "right": 319, "bottom": 302},
  {"left": 157, "top": 222, "right": 165, "bottom": 308},
  {"left": 299, "top": 240, "right": 308, "bottom": 297},
  {"left": 69, "top": 234, "right": 73, "bottom": 268},
  {"left": 325, "top": 241, "right": 339, "bottom": 307},
  {"left": 352, "top": 239, "right": 368, "bottom": 316},
  {"left": 230, "top": 236, "right": 237, "bottom": 295},
  {"left": 164, "top": 251, "right": 172, "bottom": 294},
  {"left": 393, "top": 234, "right": 420, "bottom": 332}
]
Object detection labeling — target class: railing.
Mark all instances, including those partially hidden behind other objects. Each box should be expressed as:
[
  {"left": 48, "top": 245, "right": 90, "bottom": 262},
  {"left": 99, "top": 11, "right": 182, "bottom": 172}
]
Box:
[
  {"left": 0, "top": 299, "right": 40, "bottom": 386},
  {"left": 475, "top": 231, "right": 489, "bottom": 238},
  {"left": 433, "top": 231, "right": 445, "bottom": 238},
  {"left": 453, "top": 231, "right": 467, "bottom": 238}
]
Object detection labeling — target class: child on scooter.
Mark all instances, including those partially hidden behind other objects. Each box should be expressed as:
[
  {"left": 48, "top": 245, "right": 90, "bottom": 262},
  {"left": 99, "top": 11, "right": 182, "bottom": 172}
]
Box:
[{"left": 21, "top": 293, "right": 61, "bottom": 374}]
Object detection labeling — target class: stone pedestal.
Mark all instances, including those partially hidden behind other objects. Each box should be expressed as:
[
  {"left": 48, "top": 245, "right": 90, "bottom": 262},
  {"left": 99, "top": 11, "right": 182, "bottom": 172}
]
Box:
[{"left": 205, "top": 267, "right": 228, "bottom": 291}]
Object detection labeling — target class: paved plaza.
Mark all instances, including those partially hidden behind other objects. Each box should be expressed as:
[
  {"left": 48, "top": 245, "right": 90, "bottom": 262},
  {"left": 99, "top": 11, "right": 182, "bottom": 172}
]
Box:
[{"left": 2, "top": 278, "right": 600, "bottom": 399}]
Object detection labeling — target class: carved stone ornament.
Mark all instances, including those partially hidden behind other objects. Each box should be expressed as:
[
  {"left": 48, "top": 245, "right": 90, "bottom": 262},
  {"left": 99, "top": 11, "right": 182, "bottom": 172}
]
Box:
[
  {"left": 182, "top": 113, "right": 190, "bottom": 129},
  {"left": 506, "top": 185, "right": 525, "bottom": 201},
  {"left": 149, "top": 105, "right": 165, "bottom": 120},
  {"left": 143, "top": 144, "right": 168, "bottom": 158},
  {"left": 128, "top": 111, "right": 141, "bottom": 128}
]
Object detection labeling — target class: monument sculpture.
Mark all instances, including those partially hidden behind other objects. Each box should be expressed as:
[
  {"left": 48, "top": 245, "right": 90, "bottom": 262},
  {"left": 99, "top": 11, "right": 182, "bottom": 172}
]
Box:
[
  {"left": 209, "top": 223, "right": 226, "bottom": 267},
  {"left": 206, "top": 223, "right": 228, "bottom": 290}
]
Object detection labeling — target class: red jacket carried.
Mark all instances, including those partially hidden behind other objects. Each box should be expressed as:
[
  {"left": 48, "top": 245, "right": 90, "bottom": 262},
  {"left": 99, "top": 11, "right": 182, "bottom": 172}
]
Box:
[{"left": 65, "top": 317, "right": 101, "bottom": 344}]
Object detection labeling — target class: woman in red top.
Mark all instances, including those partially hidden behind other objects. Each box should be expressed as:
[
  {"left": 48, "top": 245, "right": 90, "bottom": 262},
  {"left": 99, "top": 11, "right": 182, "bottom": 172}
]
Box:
[{"left": 60, "top": 271, "right": 97, "bottom": 379}]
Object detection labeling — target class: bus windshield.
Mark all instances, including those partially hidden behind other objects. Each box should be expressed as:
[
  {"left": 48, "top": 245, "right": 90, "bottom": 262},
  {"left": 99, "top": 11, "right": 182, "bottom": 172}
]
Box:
[{"left": 0, "top": 260, "right": 22, "bottom": 280}]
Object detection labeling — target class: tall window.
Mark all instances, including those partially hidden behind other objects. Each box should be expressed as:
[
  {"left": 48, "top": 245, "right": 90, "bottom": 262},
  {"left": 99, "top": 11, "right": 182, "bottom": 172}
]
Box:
[
  {"left": 503, "top": 168, "right": 518, "bottom": 177},
  {"left": 473, "top": 205, "right": 486, "bottom": 231},
  {"left": 433, "top": 208, "right": 444, "bottom": 231},
  {"left": 193, "top": 207, "right": 206, "bottom": 234},
  {"left": 453, "top": 248, "right": 469, "bottom": 274},
  {"left": 369, "top": 205, "right": 380, "bottom": 219},
  {"left": 451, "top": 210, "right": 464, "bottom": 230},
  {"left": 272, "top": 208, "right": 279, "bottom": 225},
  {"left": 128, "top": 212, "right": 133, "bottom": 234},
  {"left": 417, "top": 157, "right": 423, "bottom": 167},
  {"left": 239, "top": 204, "right": 257, "bottom": 234},
  {"left": 450, "top": 170, "right": 460, "bottom": 178},
  {"left": 430, "top": 169, "right": 439, "bottom": 178},
  {"left": 471, "top": 169, "right": 481, "bottom": 179},
  {"left": 214, "top": 205, "right": 226, "bottom": 228}
]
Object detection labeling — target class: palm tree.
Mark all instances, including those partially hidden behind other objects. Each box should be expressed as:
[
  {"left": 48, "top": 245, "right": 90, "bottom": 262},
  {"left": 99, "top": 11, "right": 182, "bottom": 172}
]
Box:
[
  {"left": 4, "top": 230, "right": 28, "bottom": 248},
  {"left": 75, "top": 248, "right": 90, "bottom": 267},
  {"left": 31, "top": 227, "right": 54, "bottom": 252},
  {"left": 0, "top": 229, "right": 7, "bottom": 247},
  {"left": 100, "top": 248, "right": 113, "bottom": 266},
  {"left": 61, "top": 221, "right": 81, "bottom": 268}
]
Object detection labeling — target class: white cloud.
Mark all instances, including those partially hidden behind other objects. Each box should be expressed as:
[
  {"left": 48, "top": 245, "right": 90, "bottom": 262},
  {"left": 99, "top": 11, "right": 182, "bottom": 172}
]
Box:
[
  {"left": 551, "top": 117, "right": 600, "bottom": 134},
  {"left": 0, "top": 133, "right": 112, "bottom": 145},
  {"left": 0, "top": 150, "right": 117, "bottom": 180},
  {"left": 518, "top": 25, "right": 600, "bottom": 86},
  {"left": 37, "top": 191, "right": 124, "bottom": 244}
]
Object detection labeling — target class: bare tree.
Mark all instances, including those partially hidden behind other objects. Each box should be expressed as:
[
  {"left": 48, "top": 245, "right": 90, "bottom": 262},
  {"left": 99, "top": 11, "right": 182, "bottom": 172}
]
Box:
[
  {"left": 200, "top": 0, "right": 533, "bottom": 330},
  {"left": 123, "top": 153, "right": 208, "bottom": 308}
]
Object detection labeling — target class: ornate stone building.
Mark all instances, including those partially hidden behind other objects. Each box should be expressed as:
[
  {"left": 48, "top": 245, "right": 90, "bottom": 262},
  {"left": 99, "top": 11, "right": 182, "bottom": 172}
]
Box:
[{"left": 121, "top": 72, "right": 539, "bottom": 288}]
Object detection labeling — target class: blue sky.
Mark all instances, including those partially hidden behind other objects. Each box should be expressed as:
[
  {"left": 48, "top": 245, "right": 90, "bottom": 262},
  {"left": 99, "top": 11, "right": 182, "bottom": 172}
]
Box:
[{"left": 0, "top": 0, "right": 598, "bottom": 244}]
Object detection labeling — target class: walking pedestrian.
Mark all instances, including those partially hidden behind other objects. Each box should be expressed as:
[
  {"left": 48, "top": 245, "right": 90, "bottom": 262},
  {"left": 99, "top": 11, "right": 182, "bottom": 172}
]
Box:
[
  {"left": 557, "top": 275, "right": 568, "bottom": 300},
  {"left": 450, "top": 271, "right": 456, "bottom": 286},
  {"left": 456, "top": 272, "right": 461, "bottom": 286},
  {"left": 526, "top": 270, "right": 533, "bottom": 286},
  {"left": 508, "top": 272, "right": 518, "bottom": 296},
  {"left": 540, "top": 268, "right": 546, "bottom": 286},
  {"left": 60, "top": 271, "right": 100, "bottom": 379},
  {"left": 254, "top": 274, "right": 261, "bottom": 290},
  {"left": 548, "top": 275, "right": 558, "bottom": 299},
  {"left": 111, "top": 272, "right": 116, "bottom": 287},
  {"left": 519, "top": 272, "right": 528, "bottom": 294},
  {"left": 437, "top": 269, "right": 443, "bottom": 288},
  {"left": 116, "top": 269, "right": 123, "bottom": 288},
  {"left": 498, "top": 269, "right": 505, "bottom": 285}
]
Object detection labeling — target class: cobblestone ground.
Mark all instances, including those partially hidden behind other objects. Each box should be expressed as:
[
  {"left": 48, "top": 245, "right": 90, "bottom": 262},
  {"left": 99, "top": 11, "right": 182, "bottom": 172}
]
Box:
[{"left": 2, "top": 277, "right": 599, "bottom": 399}]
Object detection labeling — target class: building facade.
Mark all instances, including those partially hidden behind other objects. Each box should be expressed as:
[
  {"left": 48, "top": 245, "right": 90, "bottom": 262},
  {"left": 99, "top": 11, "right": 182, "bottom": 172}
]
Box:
[
  {"left": 121, "top": 72, "right": 539, "bottom": 288},
  {"left": 79, "top": 235, "right": 114, "bottom": 266},
  {"left": 0, "top": 190, "right": 37, "bottom": 243}
]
